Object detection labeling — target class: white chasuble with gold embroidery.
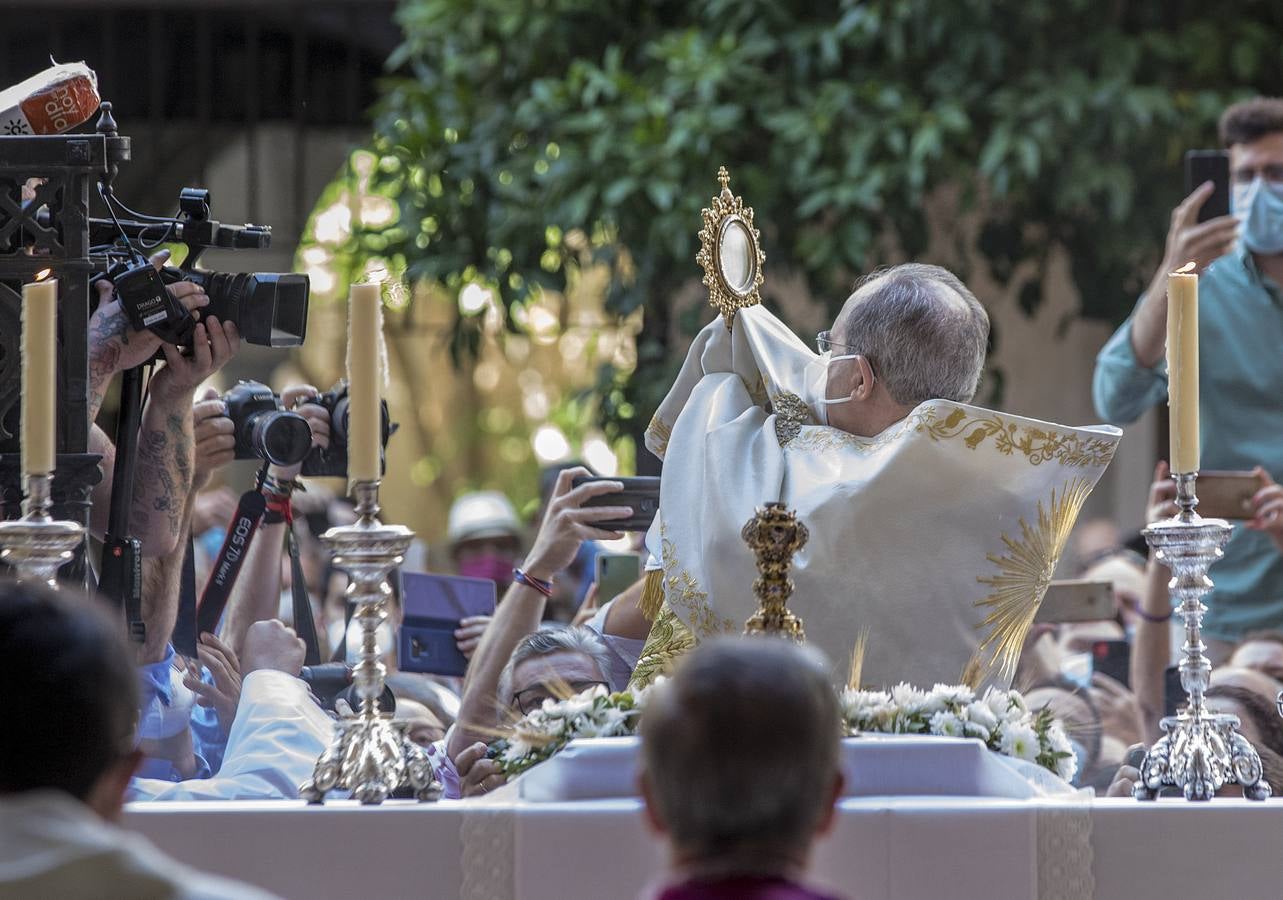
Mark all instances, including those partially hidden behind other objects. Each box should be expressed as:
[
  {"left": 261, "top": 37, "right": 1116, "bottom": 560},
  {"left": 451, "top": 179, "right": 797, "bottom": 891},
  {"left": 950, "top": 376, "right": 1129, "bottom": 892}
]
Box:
[{"left": 633, "top": 304, "right": 1121, "bottom": 690}]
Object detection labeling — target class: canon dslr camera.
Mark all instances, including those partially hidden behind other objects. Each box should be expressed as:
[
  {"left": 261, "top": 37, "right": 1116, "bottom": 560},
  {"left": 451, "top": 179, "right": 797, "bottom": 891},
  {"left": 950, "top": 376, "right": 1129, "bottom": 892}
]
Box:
[
  {"left": 222, "top": 380, "right": 313, "bottom": 467},
  {"left": 300, "top": 382, "right": 394, "bottom": 478}
]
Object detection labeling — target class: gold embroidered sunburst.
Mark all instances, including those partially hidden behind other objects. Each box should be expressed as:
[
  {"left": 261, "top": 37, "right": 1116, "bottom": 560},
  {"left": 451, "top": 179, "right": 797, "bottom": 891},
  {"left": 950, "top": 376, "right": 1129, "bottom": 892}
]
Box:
[
  {"left": 696, "top": 166, "right": 765, "bottom": 330},
  {"left": 967, "top": 478, "right": 1095, "bottom": 684}
]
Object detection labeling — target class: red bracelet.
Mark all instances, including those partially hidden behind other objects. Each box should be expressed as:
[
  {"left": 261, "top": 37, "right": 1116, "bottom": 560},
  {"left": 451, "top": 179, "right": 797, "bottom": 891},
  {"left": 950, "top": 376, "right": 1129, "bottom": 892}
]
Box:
[
  {"left": 262, "top": 494, "right": 293, "bottom": 525},
  {"left": 513, "top": 568, "right": 553, "bottom": 597}
]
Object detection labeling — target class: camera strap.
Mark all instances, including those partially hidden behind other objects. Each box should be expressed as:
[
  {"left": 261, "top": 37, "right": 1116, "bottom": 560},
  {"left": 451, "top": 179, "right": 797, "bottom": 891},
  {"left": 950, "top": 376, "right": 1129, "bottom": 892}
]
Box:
[
  {"left": 286, "top": 527, "right": 322, "bottom": 666},
  {"left": 195, "top": 483, "right": 268, "bottom": 639},
  {"left": 173, "top": 536, "right": 199, "bottom": 659}
]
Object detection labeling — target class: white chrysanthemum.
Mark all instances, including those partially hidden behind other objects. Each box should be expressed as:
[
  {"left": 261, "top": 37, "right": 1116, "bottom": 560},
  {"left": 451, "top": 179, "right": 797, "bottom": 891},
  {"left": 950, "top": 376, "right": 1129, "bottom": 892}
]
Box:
[
  {"left": 1046, "top": 720, "right": 1073, "bottom": 755},
  {"left": 985, "top": 688, "right": 1027, "bottom": 721},
  {"left": 557, "top": 689, "right": 601, "bottom": 719},
  {"left": 577, "top": 708, "right": 631, "bottom": 739},
  {"left": 999, "top": 722, "right": 1040, "bottom": 762},
  {"left": 965, "top": 701, "right": 999, "bottom": 733},
  {"left": 929, "top": 710, "right": 965, "bottom": 738},
  {"left": 963, "top": 720, "right": 991, "bottom": 743},
  {"left": 890, "top": 683, "right": 927, "bottom": 712},
  {"left": 930, "top": 684, "right": 976, "bottom": 707},
  {"left": 1054, "top": 750, "right": 1079, "bottom": 783}
]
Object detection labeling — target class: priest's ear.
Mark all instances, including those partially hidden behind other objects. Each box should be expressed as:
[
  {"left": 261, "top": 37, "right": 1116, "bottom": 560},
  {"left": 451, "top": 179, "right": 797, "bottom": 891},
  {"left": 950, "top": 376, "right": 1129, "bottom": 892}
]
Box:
[{"left": 851, "top": 356, "right": 877, "bottom": 402}]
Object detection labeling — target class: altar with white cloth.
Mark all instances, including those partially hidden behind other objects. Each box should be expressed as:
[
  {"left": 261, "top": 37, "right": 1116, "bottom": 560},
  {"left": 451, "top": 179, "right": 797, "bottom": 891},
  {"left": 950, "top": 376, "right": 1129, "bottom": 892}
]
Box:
[{"left": 123, "top": 796, "right": 1283, "bottom": 900}]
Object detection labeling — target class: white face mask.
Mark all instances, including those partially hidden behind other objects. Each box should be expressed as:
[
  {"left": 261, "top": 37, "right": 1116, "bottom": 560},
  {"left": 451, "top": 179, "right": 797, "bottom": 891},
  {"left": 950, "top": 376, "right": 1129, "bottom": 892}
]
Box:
[{"left": 813, "top": 352, "right": 862, "bottom": 425}]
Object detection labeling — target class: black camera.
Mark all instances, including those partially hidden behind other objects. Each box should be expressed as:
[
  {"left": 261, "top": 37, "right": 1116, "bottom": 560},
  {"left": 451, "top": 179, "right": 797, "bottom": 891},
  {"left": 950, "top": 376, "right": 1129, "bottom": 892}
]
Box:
[
  {"left": 222, "top": 380, "right": 313, "bottom": 467},
  {"left": 112, "top": 262, "right": 309, "bottom": 349},
  {"left": 300, "top": 663, "right": 396, "bottom": 715},
  {"left": 300, "top": 382, "right": 395, "bottom": 478},
  {"left": 105, "top": 188, "right": 308, "bottom": 349}
]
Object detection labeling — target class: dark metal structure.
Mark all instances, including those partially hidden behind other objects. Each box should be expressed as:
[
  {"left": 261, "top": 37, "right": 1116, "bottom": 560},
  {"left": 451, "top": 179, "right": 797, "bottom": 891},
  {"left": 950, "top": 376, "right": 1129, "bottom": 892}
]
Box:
[{"left": 0, "top": 118, "right": 130, "bottom": 552}]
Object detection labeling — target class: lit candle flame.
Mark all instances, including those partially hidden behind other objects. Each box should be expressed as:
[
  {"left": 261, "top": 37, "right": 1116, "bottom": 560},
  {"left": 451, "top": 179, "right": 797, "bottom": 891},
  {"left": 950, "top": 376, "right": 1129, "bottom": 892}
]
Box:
[
  {"left": 1174, "top": 261, "right": 1196, "bottom": 274},
  {"left": 34, "top": 268, "right": 52, "bottom": 282}
]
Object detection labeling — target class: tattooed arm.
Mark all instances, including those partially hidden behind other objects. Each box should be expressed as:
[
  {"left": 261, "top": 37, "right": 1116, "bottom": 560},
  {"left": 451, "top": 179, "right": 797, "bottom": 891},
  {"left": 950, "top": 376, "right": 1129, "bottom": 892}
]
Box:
[
  {"left": 129, "top": 316, "right": 241, "bottom": 557},
  {"left": 86, "top": 253, "right": 210, "bottom": 546}
]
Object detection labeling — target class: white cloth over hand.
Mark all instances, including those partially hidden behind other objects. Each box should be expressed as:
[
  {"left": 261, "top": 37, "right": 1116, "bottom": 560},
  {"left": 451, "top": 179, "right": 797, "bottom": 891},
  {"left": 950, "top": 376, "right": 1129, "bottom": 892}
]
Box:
[{"left": 130, "top": 670, "right": 333, "bottom": 802}]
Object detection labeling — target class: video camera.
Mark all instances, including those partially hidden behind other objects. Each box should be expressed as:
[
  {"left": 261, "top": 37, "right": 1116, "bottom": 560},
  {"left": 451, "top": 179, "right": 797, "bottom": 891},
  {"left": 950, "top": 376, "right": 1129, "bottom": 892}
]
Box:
[{"left": 97, "top": 188, "right": 309, "bottom": 348}]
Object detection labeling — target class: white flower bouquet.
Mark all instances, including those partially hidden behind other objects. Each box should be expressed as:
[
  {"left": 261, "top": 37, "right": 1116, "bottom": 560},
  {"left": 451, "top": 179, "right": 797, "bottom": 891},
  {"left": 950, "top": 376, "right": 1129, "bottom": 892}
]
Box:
[
  {"left": 491, "top": 680, "right": 663, "bottom": 777},
  {"left": 841, "top": 683, "right": 1077, "bottom": 782}
]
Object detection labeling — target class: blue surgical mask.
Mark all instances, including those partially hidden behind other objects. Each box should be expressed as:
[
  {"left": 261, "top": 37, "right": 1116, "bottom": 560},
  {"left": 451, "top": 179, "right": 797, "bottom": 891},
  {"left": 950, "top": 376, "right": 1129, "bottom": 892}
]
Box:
[{"left": 1232, "top": 177, "right": 1283, "bottom": 255}]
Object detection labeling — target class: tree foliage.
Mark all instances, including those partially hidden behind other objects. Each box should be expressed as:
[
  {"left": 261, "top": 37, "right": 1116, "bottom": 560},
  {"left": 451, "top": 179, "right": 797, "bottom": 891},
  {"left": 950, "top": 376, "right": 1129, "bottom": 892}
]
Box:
[{"left": 357, "top": 0, "right": 1283, "bottom": 440}]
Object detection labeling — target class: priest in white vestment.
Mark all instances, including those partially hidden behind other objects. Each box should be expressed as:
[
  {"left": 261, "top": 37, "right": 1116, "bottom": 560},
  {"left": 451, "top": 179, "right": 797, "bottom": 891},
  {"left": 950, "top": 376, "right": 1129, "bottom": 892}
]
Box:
[{"left": 632, "top": 259, "right": 1121, "bottom": 691}]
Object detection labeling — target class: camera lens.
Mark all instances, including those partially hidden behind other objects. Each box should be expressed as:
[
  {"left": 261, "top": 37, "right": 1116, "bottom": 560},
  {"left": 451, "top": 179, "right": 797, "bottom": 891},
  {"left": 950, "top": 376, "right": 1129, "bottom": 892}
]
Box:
[{"left": 248, "top": 410, "right": 312, "bottom": 466}]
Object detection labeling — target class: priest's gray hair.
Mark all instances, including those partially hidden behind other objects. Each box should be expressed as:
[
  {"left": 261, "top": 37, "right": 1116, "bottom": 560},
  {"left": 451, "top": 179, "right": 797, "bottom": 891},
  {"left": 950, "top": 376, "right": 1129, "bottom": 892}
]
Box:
[
  {"left": 640, "top": 637, "right": 841, "bottom": 863},
  {"left": 498, "top": 625, "right": 613, "bottom": 706},
  {"left": 839, "top": 263, "right": 989, "bottom": 406}
]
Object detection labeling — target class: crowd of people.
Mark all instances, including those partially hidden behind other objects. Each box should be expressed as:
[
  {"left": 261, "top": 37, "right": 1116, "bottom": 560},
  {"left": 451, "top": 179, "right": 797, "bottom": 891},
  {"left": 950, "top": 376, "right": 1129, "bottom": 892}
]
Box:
[{"left": 5, "top": 93, "right": 1283, "bottom": 898}]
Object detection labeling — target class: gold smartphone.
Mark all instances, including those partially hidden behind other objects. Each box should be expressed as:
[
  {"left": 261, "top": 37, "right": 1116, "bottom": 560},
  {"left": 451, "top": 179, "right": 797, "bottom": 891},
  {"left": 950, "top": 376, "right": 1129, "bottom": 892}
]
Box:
[
  {"left": 1035, "top": 579, "right": 1115, "bottom": 624},
  {"left": 1196, "top": 470, "right": 1259, "bottom": 520}
]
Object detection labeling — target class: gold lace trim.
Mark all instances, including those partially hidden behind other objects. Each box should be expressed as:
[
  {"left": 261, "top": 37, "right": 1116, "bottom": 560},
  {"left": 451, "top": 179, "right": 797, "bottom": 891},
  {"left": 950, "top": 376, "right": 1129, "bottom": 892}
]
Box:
[
  {"left": 786, "top": 404, "right": 1116, "bottom": 468},
  {"left": 646, "top": 414, "right": 672, "bottom": 459},
  {"left": 629, "top": 601, "right": 696, "bottom": 690}
]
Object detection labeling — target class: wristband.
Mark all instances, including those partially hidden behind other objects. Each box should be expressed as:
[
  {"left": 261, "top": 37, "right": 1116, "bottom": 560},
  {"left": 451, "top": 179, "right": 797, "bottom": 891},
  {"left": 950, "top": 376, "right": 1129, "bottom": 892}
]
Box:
[
  {"left": 261, "top": 473, "right": 299, "bottom": 498},
  {"left": 263, "top": 494, "right": 293, "bottom": 525},
  {"left": 513, "top": 568, "right": 553, "bottom": 597},
  {"left": 1122, "top": 595, "right": 1173, "bottom": 624}
]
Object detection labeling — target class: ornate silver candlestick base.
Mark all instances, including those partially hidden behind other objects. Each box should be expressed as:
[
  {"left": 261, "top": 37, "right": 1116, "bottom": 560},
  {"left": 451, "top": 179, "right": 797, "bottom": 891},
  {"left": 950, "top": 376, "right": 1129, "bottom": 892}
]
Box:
[
  {"left": 0, "top": 472, "right": 84, "bottom": 589},
  {"left": 300, "top": 480, "right": 442, "bottom": 805},
  {"left": 1133, "top": 473, "right": 1270, "bottom": 801}
]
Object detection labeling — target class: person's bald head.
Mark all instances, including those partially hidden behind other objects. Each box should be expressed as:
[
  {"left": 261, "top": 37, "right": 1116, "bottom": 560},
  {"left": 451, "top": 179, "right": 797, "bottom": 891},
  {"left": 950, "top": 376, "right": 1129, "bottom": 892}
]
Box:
[{"left": 832, "top": 263, "right": 989, "bottom": 407}]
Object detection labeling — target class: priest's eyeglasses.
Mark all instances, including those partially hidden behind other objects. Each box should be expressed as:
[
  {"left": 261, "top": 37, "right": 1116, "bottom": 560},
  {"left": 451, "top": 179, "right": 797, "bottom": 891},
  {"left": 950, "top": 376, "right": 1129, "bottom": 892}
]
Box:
[
  {"left": 816, "top": 331, "right": 858, "bottom": 354},
  {"left": 513, "top": 680, "right": 610, "bottom": 715}
]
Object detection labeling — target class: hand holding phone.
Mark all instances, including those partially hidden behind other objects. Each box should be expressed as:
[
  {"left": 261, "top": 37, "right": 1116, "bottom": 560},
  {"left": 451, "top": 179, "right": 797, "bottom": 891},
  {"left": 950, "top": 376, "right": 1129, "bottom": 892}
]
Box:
[
  {"left": 1184, "top": 150, "right": 1231, "bottom": 223},
  {"left": 1197, "top": 470, "right": 1263, "bottom": 520},
  {"left": 1164, "top": 152, "right": 1238, "bottom": 277},
  {"left": 399, "top": 573, "right": 497, "bottom": 677},
  {"left": 1035, "top": 580, "right": 1115, "bottom": 624},
  {"left": 572, "top": 476, "right": 660, "bottom": 532}
]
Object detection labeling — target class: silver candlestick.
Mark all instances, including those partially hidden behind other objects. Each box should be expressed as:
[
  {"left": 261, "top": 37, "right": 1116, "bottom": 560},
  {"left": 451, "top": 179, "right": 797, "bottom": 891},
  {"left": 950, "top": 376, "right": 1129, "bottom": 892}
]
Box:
[
  {"left": 1133, "top": 472, "right": 1270, "bottom": 801},
  {"left": 0, "top": 472, "right": 85, "bottom": 589},
  {"left": 300, "top": 480, "right": 442, "bottom": 805}
]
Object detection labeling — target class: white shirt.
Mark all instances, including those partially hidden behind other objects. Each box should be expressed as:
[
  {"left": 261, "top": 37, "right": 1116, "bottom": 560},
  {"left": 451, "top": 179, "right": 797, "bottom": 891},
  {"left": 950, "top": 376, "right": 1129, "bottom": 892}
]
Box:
[
  {"left": 0, "top": 790, "right": 277, "bottom": 899},
  {"left": 130, "top": 670, "right": 334, "bottom": 802}
]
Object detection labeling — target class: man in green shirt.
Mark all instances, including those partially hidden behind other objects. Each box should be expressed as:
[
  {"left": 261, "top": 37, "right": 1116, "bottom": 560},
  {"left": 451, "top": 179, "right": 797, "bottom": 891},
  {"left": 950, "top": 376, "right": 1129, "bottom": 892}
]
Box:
[{"left": 1094, "top": 97, "right": 1283, "bottom": 655}]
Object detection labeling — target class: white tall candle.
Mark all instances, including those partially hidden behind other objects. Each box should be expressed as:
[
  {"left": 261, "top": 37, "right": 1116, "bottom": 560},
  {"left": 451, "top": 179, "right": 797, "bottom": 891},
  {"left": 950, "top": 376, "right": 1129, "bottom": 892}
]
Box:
[
  {"left": 1167, "top": 264, "right": 1199, "bottom": 474},
  {"left": 21, "top": 275, "right": 57, "bottom": 477},
  {"left": 347, "top": 282, "right": 383, "bottom": 483}
]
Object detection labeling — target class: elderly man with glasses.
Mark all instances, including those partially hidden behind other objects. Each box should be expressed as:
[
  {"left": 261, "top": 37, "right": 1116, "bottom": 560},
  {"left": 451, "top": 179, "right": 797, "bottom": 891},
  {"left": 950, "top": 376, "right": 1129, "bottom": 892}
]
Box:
[{"left": 443, "top": 467, "right": 628, "bottom": 798}]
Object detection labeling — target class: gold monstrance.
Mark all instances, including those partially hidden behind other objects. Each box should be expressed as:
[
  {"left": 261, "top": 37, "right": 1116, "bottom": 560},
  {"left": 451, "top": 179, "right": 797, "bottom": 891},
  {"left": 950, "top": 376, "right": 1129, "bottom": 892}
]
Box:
[
  {"left": 696, "top": 166, "right": 765, "bottom": 330},
  {"left": 742, "top": 502, "right": 808, "bottom": 641}
]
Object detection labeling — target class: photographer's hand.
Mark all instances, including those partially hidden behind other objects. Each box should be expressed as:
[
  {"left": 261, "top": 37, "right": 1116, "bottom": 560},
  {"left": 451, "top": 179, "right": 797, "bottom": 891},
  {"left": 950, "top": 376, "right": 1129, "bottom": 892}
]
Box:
[
  {"left": 269, "top": 384, "right": 331, "bottom": 482},
  {"left": 88, "top": 249, "right": 209, "bottom": 421},
  {"left": 192, "top": 387, "right": 234, "bottom": 492}
]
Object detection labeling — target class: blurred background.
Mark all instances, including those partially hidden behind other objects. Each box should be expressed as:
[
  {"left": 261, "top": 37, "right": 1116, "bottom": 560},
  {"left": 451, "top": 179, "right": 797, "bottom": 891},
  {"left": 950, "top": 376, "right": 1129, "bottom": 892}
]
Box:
[{"left": 5, "top": 0, "right": 1283, "bottom": 552}]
